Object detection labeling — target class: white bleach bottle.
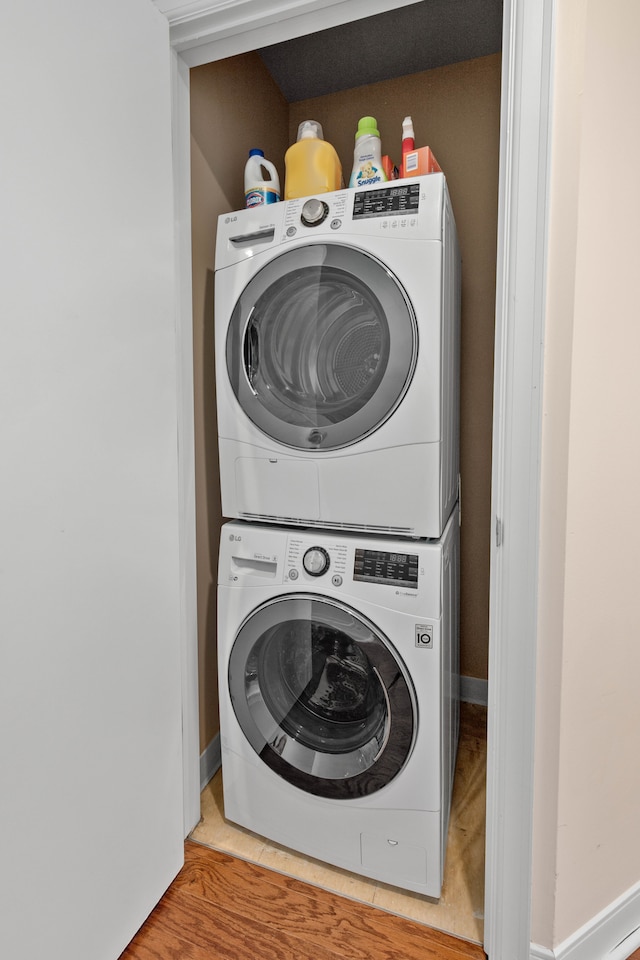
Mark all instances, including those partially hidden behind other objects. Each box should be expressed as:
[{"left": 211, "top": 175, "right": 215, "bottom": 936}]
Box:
[
  {"left": 244, "top": 149, "right": 281, "bottom": 208},
  {"left": 349, "top": 116, "right": 388, "bottom": 189}
]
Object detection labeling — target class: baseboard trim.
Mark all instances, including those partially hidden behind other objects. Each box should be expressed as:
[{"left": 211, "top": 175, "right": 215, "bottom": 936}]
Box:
[
  {"left": 199, "top": 733, "right": 221, "bottom": 790},
  {"left": 530, "top": 946, "right": 555, "bottom": 959},
  {"left": 460, "top": 675, "right": 488, "bottom": 706},
  {"left": 531, "top": 878, "right": 640, "bottom": 960}
]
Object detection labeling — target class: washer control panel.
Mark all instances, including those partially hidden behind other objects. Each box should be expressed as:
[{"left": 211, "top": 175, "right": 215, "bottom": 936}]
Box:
[
  {"left": 284, "top": 535, "right": 419, "bottom": 590},
  {"left": 220, "top": 518, "right": 450, "bottom": 614}
]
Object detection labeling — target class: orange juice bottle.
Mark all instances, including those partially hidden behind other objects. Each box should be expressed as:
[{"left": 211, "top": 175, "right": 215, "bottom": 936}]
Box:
[{"left": 284, "top": 121, "right": 342, "bottom": 200}]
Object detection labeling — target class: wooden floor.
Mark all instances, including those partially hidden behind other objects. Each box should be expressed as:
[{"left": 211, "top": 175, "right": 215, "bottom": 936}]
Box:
[
  {"left": 191, "top": 703, "right": 488, "bottom": 943},
  {"left": 117, "top": 696, "right": 640, "bottom": 960},
  {"left": 119, "top": 840, "right": 486, "bottom": 960},
  {"left": 118, "top": 840, "right": 640, "bottom": 960}
]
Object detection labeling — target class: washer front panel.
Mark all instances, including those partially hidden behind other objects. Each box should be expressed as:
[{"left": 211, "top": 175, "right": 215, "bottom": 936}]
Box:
[
  {"left": 225, "top": 243, "right": 417, "bottom": 451},
  {"left": 228, "top": 594, "right": 416, "bottom": 799}
]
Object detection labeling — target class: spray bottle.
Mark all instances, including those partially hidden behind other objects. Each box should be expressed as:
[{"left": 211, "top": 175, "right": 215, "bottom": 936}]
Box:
[{"left": 401, "top": 116, "right": 415, "bottom": 177}]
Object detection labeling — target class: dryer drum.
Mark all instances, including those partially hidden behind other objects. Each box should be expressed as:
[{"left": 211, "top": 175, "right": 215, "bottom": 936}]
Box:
[
  {"left": 332, "top": 320, "right": 383, "bottom": 396},
  {"left": 228, "top": 594, "right": 416, "bottom": 800},
  {"left": 226, "top": 244, "right": 417, "bottom": 451},
  {"left": 248, "top": 268, "right": 388, "bottom": 412}
]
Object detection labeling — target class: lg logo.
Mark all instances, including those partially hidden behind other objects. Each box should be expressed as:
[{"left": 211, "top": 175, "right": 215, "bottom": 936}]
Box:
[
  {"left": 229, "top": 534, "right": 242, "bottom": 542},
  {"left": 415, "top": 624, "right": 433, "bottom": 648}
]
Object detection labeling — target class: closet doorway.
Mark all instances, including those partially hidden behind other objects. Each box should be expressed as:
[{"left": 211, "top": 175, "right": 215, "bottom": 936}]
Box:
[{"left": 167, "top": 2, "right": 553, "bottom": 958}]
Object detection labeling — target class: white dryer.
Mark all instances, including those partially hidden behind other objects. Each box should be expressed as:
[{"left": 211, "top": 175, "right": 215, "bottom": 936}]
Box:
[
  {"left": 215, "top": 174, "right": 460, "bottom": 539},
  {"left": 217, "top": 508, "right": 460, "bottom": 897}
]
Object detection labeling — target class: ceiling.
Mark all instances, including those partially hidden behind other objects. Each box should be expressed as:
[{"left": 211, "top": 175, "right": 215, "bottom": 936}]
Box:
[{"left": 258, "top": 0, "right": 503, "bottom": 103}]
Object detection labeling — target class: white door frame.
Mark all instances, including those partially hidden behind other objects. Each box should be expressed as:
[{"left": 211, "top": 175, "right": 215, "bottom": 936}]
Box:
[
  {"left": 484, "top": 0, "right": 555, "bottom": 957},
  {"left": 165, "top": 2, "right": 556, "bottom": 957}
]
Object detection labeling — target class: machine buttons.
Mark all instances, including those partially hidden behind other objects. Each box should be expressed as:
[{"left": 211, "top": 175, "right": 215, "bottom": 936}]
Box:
[
  {"left": 303, "top": 547, "right": 331, "bottom": 577},
  {"left": 331, "top": 574, "right": 343, "bottom": 587},
  {"left": 288, "top": 568, "right": 299, "bottom": 580}
]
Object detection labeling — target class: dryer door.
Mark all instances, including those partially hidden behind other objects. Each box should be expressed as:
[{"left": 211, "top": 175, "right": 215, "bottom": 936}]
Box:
[
  {"left": 228, "top": 595, "right": 416, "bottom": 799},
  {"left": 226, "top": 244, "right": 417, "bottom": 451}
]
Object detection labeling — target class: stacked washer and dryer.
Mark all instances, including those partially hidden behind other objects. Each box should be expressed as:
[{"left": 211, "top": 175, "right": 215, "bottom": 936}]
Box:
[{"left": 214, "top": 174, "right": 461, "bottom": 898}]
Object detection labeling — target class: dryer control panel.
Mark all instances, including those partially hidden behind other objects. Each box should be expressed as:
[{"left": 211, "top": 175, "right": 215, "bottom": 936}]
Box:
[
  {"left": 282, "top": 181, "right": 426, "bottom": 242},
  {"left": 215, "top": 174, "right": 447, "bottom": 271},
  {"left": 352, "top": 182, "right": 421, "bottom": 220}
]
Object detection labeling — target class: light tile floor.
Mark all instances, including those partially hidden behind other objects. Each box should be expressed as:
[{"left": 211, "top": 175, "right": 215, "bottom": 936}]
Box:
[{"left": 191, "top": 702, "right": 487, "bottom": 945}]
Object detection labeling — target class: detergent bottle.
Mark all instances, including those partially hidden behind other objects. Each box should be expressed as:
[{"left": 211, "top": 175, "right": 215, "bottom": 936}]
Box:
[
  {"left": 284, "top": 121, "right": 342, "bottom": 200},
  {"left": 349, "top": 116, "right": 388, "bottom": 188},
  {"left": 244, "top": 149, "right": 281, "bottom": 208}
]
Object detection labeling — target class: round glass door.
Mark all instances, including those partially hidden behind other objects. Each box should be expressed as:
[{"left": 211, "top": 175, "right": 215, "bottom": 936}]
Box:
[
  {"left": 228, "top": 595, "right": 416, "bottom": 799},
  {"left": 226, "top": 244, "right": 417, "bottom": 451}
]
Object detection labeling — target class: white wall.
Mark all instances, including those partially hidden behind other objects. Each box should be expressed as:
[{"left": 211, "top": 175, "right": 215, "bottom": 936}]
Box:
[
  {"left": 533, "top": 0, "right": 640, "bottom": 946},
  {"left": 0, "top": 2, "right": 186, "bottom": 956}
]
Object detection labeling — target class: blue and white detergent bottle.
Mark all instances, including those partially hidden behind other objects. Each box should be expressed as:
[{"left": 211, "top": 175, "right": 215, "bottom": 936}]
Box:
[
  {"left": 244, "top": 149, "right": 281, "bottom": 207},
  {"left": 349, "top": 117, "right": 388, "bottom": 188}
]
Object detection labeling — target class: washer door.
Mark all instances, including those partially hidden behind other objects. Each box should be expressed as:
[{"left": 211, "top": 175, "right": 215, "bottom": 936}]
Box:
[
  {"left": 226, "top": 244, "right": 417, "bottom": 451},
  {"left": 228, "top": 595, "right": 416, "bottom": 799}
]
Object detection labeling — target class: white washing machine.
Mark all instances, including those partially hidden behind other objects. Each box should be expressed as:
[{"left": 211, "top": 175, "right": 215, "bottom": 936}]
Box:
[
  {"left": 215, "top": 173, "right": 460, "bottom": 540},
  {"left": 217, "top": 507, "right": 460, "bottom": 897}
]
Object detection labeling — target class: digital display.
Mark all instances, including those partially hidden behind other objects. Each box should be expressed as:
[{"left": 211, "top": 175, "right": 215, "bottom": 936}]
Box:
[
  {"left": 352, "top": 182, "right": 420, "bottom": 219},
  {"left": 353, "top": 548, "right": 419, "bottom": 588}
]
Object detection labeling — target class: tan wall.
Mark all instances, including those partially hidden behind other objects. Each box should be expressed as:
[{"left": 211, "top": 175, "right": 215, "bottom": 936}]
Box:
[
  {"left": 289, "top": 53, "right": 501, "bottom": 683},
  {"left": 190, "top": 52, "right": 500, "bottom": 750},
  {"left": 190, "top": 53, "right": 290, "bottom": 749},
  {"left": 533, "top": 0, "right": 640, "bottom": 946}
]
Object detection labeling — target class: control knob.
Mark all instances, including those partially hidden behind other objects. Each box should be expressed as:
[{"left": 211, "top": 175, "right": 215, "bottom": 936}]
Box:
[
  {"left": 302, "top": 546, "right": 330, "bottom": 577},
  {"left": 301, "top": 198, "right": 329, "bottom": 227}
]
